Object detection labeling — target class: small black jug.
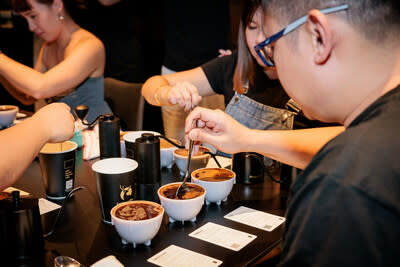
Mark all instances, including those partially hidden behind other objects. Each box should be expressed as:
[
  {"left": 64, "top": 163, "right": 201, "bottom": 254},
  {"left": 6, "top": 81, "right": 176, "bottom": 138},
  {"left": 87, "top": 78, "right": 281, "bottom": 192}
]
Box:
[
  {"left": 0, "top": 191, "right": 44, "bottom": 262},
  {"left": 74, "top": 105, "right": 121, "bottom": 159},
  {"left": 135, "top": 133, "right": 161, "bottom": 202}
]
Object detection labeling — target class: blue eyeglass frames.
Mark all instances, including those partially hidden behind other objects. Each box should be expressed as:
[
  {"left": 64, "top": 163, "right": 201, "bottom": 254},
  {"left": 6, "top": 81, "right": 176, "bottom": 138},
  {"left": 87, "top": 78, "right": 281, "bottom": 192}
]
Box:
[{"left": 254, "top": 4, "right": 348, "bottom": 67}]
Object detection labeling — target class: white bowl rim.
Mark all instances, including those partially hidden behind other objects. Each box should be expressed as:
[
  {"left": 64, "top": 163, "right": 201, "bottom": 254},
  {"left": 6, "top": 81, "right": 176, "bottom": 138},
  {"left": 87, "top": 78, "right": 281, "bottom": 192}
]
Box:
[
  {"left": 191, "top": 167, "right": 236, "bottom": 183},
  {"left": 92, "top": 157, "right": 138, "bottom": 174},
  {"left": 157, "top": 182, "right": 206, "bottom": 202},
  {"left": 110, "top": 200, "right": 164, "bottom": 224},
  {"left": 0, "top": 105, "right": 19, "bottom": 112},
  {"left": 173, "top": 146, "right": 211, "bottom": 159}
]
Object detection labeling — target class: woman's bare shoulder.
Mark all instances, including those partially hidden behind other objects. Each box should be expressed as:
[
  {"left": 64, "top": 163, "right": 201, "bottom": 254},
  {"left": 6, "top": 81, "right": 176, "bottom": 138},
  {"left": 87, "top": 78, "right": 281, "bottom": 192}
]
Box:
[{"left": 68, "top": 28, "right": 104, "bottom": 53}]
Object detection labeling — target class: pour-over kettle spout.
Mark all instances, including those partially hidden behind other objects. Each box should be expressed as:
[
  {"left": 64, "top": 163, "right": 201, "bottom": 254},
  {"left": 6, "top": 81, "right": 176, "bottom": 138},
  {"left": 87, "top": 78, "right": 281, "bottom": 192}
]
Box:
[{"left": 73, "top": 105, "right": 103, "bottom": 128}]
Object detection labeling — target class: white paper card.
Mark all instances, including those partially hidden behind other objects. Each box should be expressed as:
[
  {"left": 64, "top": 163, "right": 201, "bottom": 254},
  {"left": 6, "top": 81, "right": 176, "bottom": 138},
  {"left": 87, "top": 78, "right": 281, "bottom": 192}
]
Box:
[
  {"left": 90, "top": 255, "right": 124, "bottom": 267},
  {"left": 189, "top": 222, "right": 256, "bottom": 251},
  {"left": 38, "top": 198, "right": 61, "bottom": 215},
  {"left": 3, "top": 187, "right": 30, "bottom": 196},
  {"left": 206, "top": 156, "right": 232, "bottom": 169},
  {"left": 147, "top": 245, "right": 222, "bottom": 267},
  {"left": 224, "top": 206, "right": 285, "bottom": 232}
]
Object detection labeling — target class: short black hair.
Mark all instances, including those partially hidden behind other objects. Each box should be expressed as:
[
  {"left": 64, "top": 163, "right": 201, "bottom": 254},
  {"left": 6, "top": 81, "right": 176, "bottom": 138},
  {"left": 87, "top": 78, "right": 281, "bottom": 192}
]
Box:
[{"left": 262, "top": 0, "right": 400, "bottom": 44}]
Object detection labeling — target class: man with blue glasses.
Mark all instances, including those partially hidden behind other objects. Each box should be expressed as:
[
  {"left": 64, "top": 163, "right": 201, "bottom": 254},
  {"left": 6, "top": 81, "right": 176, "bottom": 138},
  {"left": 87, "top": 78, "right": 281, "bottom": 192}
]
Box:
[{"left": 186, "top": 0, "right": 400, "bottom": 265}]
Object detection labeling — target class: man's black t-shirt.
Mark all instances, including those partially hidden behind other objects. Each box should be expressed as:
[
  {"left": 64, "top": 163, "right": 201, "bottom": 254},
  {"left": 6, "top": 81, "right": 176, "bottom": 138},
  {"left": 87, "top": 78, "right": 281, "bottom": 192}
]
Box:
[
  {"left": 201, "top": 52, "right": 289, "bottom": 107},
  {"left": 280, "top": 85, "right": 400, "bottom": 266}
]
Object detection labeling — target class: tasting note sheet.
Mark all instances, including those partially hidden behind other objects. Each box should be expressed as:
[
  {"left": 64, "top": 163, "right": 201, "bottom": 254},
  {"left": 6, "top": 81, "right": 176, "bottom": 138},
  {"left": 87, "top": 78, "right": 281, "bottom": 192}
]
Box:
[
  {"left": 147, "top": 245, "right": 222, "bottom": 267},
  {"left": 224, "top": 206, "right": 285, "bottom": 232},
  {"left": 189, "top": 222, "right": 257, "bottom": 251}
]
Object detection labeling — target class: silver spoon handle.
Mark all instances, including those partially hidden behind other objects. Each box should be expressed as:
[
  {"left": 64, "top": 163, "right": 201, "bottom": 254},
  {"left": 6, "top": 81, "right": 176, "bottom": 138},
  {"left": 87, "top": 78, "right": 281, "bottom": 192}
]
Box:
[
  {"left": 183, "top": 119, "right": 196, "bottom": 182},
  {"left": 183, "top": 140, "right": 194, "bottom": 182}
]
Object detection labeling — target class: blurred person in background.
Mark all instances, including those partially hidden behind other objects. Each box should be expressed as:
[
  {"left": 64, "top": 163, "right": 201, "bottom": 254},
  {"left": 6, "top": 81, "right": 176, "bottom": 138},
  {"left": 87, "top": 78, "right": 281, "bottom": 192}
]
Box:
[{"left": 0, "top": 0, "right": 111, "bottom": 122}]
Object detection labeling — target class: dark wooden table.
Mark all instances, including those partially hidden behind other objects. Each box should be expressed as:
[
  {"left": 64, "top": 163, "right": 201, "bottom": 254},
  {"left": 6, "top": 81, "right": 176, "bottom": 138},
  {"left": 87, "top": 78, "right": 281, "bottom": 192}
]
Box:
[{"left": 13, "top": 149, "right": 288, "bottom": 267}]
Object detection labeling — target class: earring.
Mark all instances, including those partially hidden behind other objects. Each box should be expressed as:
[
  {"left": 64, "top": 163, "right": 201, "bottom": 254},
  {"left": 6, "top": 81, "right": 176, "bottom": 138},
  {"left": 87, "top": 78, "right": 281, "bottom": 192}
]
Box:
[{"left": 59, "top": 14, "right": 64, "bottom": 21}]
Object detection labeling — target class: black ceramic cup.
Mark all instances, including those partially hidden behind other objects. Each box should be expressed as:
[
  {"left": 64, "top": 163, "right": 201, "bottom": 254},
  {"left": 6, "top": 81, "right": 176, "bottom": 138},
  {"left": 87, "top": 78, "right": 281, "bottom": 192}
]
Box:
[
  {"left": 39, "top": 141, "right": 77, "bottom": 200},
  {"left": 91, "top": 158, "right": 138, "bottom": 224},
  {"left": 232, "top": 152, "right": 265, "bottom": 184}
]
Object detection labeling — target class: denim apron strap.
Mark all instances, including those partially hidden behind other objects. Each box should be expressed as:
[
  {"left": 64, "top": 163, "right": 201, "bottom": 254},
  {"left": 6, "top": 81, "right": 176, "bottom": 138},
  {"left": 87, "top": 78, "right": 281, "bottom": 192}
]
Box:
[
  {"left": 225, "top": 91, "right": 295, "bottom": 131},
  {"left": 216, "top": 91, "right": 296, "bottom": 160}
]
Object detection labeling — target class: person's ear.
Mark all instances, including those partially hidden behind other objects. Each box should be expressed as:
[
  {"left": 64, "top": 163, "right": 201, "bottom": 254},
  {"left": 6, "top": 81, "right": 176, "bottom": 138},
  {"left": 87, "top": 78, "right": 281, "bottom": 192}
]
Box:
[
  {"left": 306, "top": 10, "right": 334, "bottom": 65},
  {"left": 53, "top": 0, "right": 64, "bottom": 13}
]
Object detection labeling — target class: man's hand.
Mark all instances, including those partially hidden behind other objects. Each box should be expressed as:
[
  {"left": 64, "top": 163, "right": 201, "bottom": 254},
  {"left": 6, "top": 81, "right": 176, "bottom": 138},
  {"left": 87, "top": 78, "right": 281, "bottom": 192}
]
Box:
[
  {"left": 33, "top": 103, "right": 75, "bottom": 143},
  {"left": 185, "top": 107, "right": 250, "bottom": 154}
]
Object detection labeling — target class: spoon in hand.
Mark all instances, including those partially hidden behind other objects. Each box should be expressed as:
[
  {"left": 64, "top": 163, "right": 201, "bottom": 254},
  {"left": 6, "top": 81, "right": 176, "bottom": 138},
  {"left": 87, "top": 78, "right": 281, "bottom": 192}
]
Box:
[{"left": 176, "top": 119, "right": 197, "bottom": 199}]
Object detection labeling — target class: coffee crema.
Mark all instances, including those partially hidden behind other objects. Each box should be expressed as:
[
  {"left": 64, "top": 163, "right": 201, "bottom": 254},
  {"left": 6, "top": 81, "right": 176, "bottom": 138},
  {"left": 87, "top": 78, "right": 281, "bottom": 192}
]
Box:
[
  {"left": 160, "top": 183, "right": 204, "bottom": 200},
  {"left": 193, "top": 168, "right": 234, "bottom": 182},
  {"left": 114, "top": 202, "right": 162, "bottom": 221},
  {"left": 174, "top": 147, "right": 209, "bottom": 157},
  {"left": 0, "top": 107, "right": 16, "bottom": 111},
  {"left": 40, "top": 141, "right": 76, "bottom": 153}
]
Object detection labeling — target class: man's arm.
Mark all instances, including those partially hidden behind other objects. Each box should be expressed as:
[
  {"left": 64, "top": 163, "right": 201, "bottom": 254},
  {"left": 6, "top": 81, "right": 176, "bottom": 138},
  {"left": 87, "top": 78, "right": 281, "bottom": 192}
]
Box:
[
  {"left": 0, "top": 103, "right": 75, "bottom": 191},
  {"left": 246, "top": 127, "right": 344, "bottom": 169},
  {"left": 185, "top": 107, "right": 344, "bottom": 169}
]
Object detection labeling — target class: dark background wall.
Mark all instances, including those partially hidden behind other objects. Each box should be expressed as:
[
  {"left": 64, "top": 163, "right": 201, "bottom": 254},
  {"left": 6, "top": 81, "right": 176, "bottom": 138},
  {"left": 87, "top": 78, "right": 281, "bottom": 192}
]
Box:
[{"left": 0, "top": 0, "right": 244, "bottom": 132}]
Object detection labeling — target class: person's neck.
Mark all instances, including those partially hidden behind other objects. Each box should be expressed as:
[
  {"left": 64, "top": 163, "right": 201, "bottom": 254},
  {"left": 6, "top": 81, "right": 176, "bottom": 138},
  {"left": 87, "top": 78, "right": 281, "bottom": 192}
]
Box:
[
  {"left": 52, "top": 16, "right": 80, "bottom": 55},
  {"left": 342, "top": 43, "right": 400, "bottom": 127}
]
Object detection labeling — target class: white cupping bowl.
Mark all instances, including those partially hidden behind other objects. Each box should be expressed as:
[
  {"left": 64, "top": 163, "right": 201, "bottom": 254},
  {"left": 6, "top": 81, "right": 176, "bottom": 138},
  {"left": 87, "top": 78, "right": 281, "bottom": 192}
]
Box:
[
  {"left": 0, "top": 105, "right": 18, "bottom": 128},
  {"left": 160, "top": 138, "right": 180, "bottom": 168},
  {"left": 173, "top": 146, "right": 211, "bottom": 176},
  {"left": 157, "top": 182, "right": 205, "bottom": 224},
  {"left": 110, "top": 200, "right": 164, "bottom": 248},
  {"left": 191, "top": 168, "right": 235, "bottom": 206}
]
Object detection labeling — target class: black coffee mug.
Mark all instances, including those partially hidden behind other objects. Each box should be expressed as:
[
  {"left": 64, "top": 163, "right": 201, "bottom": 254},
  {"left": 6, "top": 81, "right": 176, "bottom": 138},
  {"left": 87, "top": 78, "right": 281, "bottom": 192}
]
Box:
[
  {"left": 38, "top": 141, "right": 77, "bottom": 200},
  {"left": 232, "top": 152, "right": 283, "bottom": 184},
  {"left": 91, "top": 158, "right": 138, "bottom": 224},
  {"left": 232, "top": 152, "right": 265, "bottom": 184}
]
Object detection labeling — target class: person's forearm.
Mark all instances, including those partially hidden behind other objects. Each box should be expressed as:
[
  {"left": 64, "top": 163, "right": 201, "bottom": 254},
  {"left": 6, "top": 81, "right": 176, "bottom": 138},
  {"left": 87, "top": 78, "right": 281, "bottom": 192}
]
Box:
[
  {"left": 246, "top": 126, "right": 345, "bottom": 169},
  {"left": 141, "top": 75, "right": 172, "bottom": 106},
  {"left": 0, "top": 53, "right": 49, "bottom": 98},
  {"left": 0, "top": 116, "right": 49, "bottom": 191},
  {"left": 0, "top": 75, "right": 36, "bottom": 105}
]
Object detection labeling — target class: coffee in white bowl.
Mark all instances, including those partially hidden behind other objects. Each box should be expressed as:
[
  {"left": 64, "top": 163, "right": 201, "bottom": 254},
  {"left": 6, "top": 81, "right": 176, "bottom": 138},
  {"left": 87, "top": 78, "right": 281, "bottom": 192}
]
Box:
[
  {"left": 157, "top": 182, "right": 205, "bottom": 223},
  {"left": 173, "top": 146, "right": 211, "bottom": 176},
  {"left": 191, "top": 168, "right": 235, "bottom": 205},
  {"left": 0, "top": 105, "right": 18, "bottom": 128},
  {"left": 111, "top": 200, "right": 164, "bottom": 248}
]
